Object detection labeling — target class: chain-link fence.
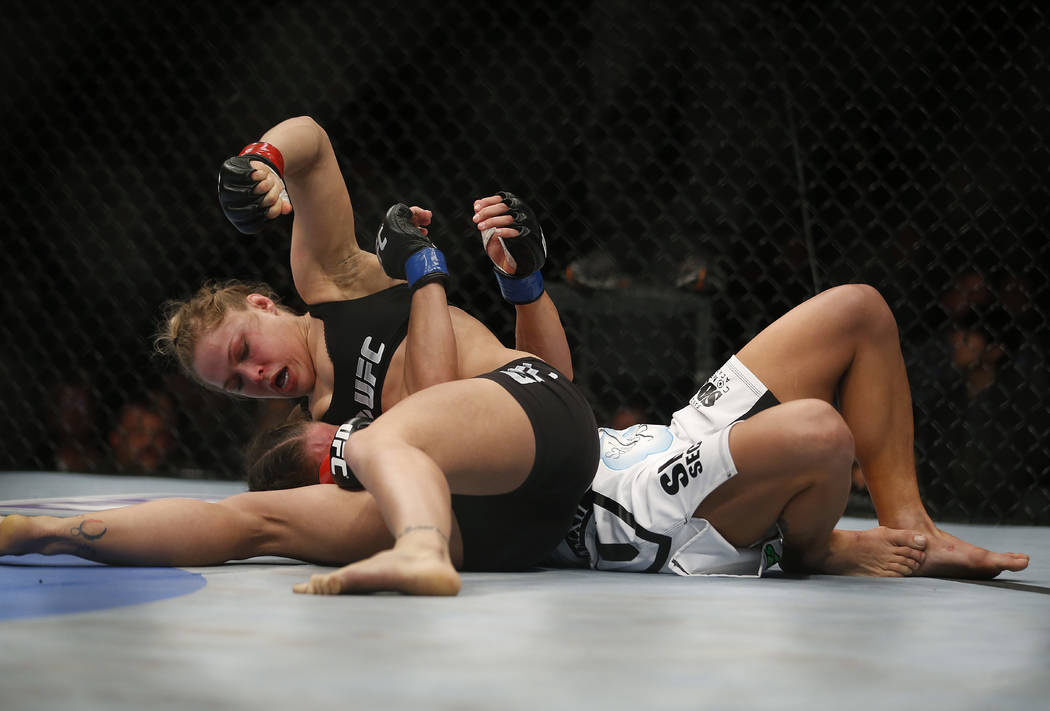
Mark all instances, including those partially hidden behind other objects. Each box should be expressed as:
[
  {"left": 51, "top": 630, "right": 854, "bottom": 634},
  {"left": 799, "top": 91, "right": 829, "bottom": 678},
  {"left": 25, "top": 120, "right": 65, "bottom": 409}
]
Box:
[{"left": 2, "top": 1, "right": 1047, "bottom": 523}]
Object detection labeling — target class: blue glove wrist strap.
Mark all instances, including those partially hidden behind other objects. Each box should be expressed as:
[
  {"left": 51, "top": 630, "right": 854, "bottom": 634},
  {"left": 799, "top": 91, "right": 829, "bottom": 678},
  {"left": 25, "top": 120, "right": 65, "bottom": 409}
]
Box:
[
  {"left": 495, "top": 270, "right": 544, "bottom": 304},
  {"left": 405, "top": 248, "right": 448, "bottom": 289}
]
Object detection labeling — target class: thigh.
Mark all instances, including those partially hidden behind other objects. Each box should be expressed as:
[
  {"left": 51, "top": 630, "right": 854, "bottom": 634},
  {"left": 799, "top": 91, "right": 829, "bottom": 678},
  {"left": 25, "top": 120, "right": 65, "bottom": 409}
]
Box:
[
  {"left": 361, "top": 377, "right": 537, "bottom": 496},
  {"left": 735, "top": 285, "right": 871, "bottom": 402},
  {"left": 692, "top": 401, "right": 841, "bottom": 546}
]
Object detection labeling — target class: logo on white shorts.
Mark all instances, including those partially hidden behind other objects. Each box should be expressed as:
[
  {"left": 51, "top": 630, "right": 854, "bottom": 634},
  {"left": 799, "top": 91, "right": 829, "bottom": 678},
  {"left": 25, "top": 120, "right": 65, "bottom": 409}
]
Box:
[
  {"left": 691, "top": 369, "right": 730, "bottom": 408},
  {"left": 658, "top": 441, "right": 704, "bottom": 496},
  {"left": 599, "top": 425, "right": 674, "bottom": 470}
]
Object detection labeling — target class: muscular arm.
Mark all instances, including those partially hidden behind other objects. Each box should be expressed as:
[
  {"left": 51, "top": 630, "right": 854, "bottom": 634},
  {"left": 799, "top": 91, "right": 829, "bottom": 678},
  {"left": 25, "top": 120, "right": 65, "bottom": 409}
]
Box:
[
  {"left": 0, "top": 487, "right": 404, "bottom": 567},
  {"left": 472, "top": 193, "right": 573, "bottom": 377},
  {"left": 255, "top": 116, "right": 392, "bottom": 304},
  {"left": 402, "top": 283, "right": 460, "bottom": 396},
  {"left": 513, "top": 293, "right": 573, "bottom": 379}
]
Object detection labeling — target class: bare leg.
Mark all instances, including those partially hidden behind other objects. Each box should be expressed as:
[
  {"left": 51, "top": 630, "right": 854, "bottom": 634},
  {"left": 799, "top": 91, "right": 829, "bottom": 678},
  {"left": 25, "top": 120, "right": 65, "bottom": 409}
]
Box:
[
  {"left": 0, "top": 486, "right": 427, "bottom": 568},
  {"left": 696, "top": 399, "right": 927, "bottom": 576},
  {"left": 294, "top": 378, "right": 536, "bottom": 596},
  {"left": 735, "top": 284, "right": 1027, "bottom": 578}
]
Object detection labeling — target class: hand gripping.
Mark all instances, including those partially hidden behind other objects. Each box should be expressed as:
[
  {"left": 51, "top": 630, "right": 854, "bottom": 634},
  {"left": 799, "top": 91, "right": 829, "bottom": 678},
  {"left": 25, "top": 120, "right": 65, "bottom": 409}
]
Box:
[
  {"left": 217, "top": 142, "right": 286, "bottom": 234},
  {"left": 376, "top": 203, "right": 448, "bottom": 290},
  {"left": 484, "top": 191, "right": 548, "bottom": 304}
]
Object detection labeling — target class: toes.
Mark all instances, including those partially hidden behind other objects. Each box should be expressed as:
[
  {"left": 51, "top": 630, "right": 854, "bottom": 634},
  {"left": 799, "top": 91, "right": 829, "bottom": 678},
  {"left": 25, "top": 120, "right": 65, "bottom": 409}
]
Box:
[
  {"left": 885, "top": 527, "right": 927, "bottom": 550},
  {"left": 293, "top": 573, "right": 341, "bottom": 595},
  {"left": 895, "top": 545, "right": 926, "bottom": 564},
  {"left": 897, "top": 554, "right": 922, "bottom": 574},
  {"left": 1001, "top": 553, "right": 1030, "bottom": 571}
]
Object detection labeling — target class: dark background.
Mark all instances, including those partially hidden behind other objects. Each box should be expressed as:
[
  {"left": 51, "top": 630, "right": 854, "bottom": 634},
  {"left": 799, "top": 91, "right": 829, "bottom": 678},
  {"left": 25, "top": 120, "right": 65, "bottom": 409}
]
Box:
[{"left": 1, "top": 1, "right": 1047, "bottom": 523}]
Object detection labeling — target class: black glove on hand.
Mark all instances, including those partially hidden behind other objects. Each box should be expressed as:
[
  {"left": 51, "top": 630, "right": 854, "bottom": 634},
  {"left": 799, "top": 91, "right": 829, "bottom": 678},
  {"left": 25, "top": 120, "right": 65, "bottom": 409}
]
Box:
[
  {"left": 490, "top": 191, "right": 547, "bottom": 276},
  {"left": 376, "top": 203, "right": 449, "bottom": 290},
  {"left": 484, "top": 191, "right": 548, "bottom": 304},
  {"left": 217, "top": 142, "right": 286, "bottom": 234}
]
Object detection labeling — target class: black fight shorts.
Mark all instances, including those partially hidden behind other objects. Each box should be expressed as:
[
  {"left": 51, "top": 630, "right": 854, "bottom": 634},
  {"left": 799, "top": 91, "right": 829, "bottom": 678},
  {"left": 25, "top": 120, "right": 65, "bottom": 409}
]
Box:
[{"left": 452, "top": 358, "right": 599, "bottom": 571}]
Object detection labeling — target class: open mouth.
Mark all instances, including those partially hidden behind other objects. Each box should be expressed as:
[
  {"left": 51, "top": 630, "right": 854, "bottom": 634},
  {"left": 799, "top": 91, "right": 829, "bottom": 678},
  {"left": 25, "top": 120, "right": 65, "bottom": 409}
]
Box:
[{"left": 274, "top": 367, "right": 290, "bottom": 391}]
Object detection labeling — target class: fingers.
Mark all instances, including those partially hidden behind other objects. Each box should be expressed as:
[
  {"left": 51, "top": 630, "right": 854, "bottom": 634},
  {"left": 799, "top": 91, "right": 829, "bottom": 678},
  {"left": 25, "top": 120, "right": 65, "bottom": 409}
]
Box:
[
  {"left": 473, "top": 194, "right": 505, "bottom": 212},
  {"left": 477, "top": 218, "right": 519, "bottom": 240},
  {"left": 473, "top": 196, "right": 520, "bottom": 238},
  {"left": 472, "top": 195, "right": 508, "bottom": 223},
  {"left": 248, "top": 161, "right": 289, "bottom": 220},
  {"left": 407, "top": 206, "right": 432, "bottom": 236}
]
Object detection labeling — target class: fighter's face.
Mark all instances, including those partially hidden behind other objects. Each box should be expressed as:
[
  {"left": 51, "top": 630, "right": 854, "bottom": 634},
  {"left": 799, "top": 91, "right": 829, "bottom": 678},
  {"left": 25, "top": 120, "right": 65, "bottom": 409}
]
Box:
[{"left": 192, "top": 295, "right": 315, "bottom": 399}]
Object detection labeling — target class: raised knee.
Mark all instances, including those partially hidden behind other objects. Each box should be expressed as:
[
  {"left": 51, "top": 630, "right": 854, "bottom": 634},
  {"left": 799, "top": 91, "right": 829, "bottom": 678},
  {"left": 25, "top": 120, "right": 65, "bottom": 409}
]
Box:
[
  {"left": 833, "top": 283, "right": 898, "bottom": 339},
  {"left": 789, "top": 399, "right": 855, "bottom": 466}
]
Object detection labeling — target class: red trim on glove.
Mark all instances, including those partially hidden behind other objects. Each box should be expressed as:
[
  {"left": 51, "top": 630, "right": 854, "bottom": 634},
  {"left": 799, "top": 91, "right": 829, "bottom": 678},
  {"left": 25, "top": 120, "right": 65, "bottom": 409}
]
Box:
[
  {"left": 318, "top": 456, "right": 335, "bottom": 485},
  {"left": 239, "top": 142, "right": 285, "bottom": 177}
]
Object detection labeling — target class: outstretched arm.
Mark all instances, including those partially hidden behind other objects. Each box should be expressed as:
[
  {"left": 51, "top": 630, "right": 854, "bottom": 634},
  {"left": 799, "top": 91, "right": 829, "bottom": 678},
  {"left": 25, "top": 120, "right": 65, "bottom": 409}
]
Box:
[
  {"left": 0, "top": 487, "right": 406, "bottom": 567},
  {"left": 473, "top": 193, "right": 573, "bottom": 378}
]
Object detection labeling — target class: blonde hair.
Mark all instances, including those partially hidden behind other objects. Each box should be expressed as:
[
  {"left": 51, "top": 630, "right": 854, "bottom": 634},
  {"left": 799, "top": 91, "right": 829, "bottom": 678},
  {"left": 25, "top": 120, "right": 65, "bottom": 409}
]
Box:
[{"left": 153, "top": 279, "right": 293, "bottom": 387}]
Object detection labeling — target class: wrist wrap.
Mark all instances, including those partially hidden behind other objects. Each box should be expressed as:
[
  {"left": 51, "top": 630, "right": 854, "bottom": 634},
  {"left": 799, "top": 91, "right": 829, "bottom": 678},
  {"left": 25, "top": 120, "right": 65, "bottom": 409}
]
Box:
[
  {"left": 239, "top": 142, "right": 285, "bottom": 177},
  {"left": 406, "top": 248, "right": 449, "bottom": 290},
  {"left": 495, "top": 270, "right": 545, "bottom": 304}
]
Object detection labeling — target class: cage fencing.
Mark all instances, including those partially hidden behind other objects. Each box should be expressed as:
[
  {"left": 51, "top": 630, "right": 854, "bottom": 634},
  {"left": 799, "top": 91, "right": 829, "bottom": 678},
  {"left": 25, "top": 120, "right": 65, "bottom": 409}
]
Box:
[{"left": 2, "top": 1, "right": 1047, "bottom": 523}]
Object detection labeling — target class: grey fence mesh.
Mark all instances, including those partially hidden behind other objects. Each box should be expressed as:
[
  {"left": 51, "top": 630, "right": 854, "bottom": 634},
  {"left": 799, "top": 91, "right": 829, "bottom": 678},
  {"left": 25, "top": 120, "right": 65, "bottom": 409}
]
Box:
[{"left": 2, "top": 1, "right": 1047, "bottom": 523}]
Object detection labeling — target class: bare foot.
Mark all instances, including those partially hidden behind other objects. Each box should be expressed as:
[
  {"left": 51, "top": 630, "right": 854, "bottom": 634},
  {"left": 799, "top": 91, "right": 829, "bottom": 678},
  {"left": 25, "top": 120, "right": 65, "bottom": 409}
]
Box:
[
  {"left": 811, "top": 526, "right": 927, "bottom": 576},
  {"left": 293, "top": 547, "right": 461, "bottom": 596},
  {"left": 912, "top": 526, "right": 1029, "bottom": 579}
]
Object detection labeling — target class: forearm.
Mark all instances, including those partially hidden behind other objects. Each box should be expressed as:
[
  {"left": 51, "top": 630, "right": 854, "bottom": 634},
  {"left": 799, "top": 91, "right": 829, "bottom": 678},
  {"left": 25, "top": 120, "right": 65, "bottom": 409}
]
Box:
[
  {"left": 514, "top": 292, "right": 573, "bottom": 379},
  {"left": 0, "top": 500, "right": 266, "bottom": 566},
  {"left": 403, "top": 283, "right": 459, "bottom": 395},
  {"left": 249, "top": 116, "right": 365, "bottom": 301},
  {"left": 258, "top": 116, "right": 329, "bottom": 178}
]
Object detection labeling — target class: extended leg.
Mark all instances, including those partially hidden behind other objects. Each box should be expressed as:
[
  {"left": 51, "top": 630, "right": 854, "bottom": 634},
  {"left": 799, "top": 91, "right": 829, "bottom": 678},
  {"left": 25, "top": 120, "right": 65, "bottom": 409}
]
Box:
[{"left": 734, "top": 284, "right": 1027, "bottom": 577}]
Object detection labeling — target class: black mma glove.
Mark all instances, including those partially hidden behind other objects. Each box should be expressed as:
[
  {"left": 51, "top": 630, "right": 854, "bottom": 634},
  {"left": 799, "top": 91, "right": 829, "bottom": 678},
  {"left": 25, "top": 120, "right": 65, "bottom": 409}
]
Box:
[
  {"left": 483, "top": 191, "right": 548, "bottom": 304},
  {"left": 217, "top": 142, "right": 287, "bottom": 235},
  {"left": 376, "top": 203, "right": 449, "bottom": 291},
  {"left": 324, "top": 415, "right": 373, "bottom": 491}
]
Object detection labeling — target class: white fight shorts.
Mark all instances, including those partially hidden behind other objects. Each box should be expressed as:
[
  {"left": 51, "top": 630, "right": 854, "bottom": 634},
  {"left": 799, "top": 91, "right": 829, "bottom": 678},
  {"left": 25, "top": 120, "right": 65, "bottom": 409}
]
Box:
[{"left": 546, "top": 356, "right": 784, "bottom": 577}]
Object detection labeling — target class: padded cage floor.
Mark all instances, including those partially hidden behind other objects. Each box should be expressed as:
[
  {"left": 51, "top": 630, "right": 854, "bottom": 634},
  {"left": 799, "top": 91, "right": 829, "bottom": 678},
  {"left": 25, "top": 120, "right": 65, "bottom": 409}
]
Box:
[{"left": 2, "top": 471, "right": 1048, "bottom": 711}]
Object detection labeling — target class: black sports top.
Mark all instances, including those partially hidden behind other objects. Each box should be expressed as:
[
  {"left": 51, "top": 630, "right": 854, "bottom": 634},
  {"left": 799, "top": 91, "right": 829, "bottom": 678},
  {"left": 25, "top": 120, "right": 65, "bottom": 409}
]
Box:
[{"left": 309, "top": 284, "right": 411, "bottom": 425}]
